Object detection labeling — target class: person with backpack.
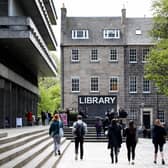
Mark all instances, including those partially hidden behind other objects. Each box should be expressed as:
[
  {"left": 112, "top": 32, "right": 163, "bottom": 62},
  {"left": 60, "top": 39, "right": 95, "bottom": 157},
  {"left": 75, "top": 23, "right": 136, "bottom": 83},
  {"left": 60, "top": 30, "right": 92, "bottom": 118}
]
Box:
[
  {"left": 49, "top": 114, "right": 64, "bottom": 156},
  {"left": 72, "top": 115, "right": 87, "bottom": 160}
]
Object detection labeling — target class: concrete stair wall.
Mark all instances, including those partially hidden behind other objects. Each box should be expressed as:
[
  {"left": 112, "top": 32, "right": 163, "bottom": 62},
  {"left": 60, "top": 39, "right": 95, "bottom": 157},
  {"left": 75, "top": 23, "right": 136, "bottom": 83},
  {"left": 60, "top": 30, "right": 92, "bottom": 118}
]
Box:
[{"left": 0, "top": 128, "right": 71, "bottom": 168}]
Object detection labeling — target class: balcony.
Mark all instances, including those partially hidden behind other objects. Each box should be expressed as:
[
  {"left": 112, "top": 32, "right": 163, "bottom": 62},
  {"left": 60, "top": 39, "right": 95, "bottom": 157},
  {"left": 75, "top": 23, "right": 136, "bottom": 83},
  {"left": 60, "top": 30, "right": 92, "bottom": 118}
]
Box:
[{"left": 0, "top": 16, "right": 57, "bottom": 77}]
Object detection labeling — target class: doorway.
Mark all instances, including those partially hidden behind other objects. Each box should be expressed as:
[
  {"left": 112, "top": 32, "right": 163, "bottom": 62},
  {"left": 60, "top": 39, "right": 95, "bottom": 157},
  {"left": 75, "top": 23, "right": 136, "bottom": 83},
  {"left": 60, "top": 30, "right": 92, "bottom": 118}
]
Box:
[{"left": 142, "top": 111, "right": 151, "bottom": 129}]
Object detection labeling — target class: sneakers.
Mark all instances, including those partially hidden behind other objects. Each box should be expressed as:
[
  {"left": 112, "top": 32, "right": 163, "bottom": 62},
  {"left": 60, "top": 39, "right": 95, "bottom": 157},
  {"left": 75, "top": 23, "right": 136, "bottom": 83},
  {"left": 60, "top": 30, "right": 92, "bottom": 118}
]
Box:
[
  {"left": 131, "top": 161, "right": 135, "bottom": 165},
  {"left": 58, "top": 150, "right": 61, "bottom": 155},
  {"left": 154, "top": 160, "right": 157, "bottom": 164},
  {"left": 162, "top": 159, "right": 165, "bottom": 165}
]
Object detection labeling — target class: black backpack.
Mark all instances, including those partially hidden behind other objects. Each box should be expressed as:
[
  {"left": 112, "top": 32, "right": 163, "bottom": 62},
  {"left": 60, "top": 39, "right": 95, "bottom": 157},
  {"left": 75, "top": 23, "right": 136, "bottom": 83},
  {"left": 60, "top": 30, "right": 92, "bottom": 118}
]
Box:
[{"left": 75, "top": 122, "right": 85, "bottom": 137}]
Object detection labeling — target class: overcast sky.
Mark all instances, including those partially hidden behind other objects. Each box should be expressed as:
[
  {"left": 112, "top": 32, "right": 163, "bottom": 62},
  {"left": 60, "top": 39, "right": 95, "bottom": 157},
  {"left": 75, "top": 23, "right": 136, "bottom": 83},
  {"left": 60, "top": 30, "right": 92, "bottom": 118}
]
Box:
[{"left": 53, "top": 0, "right": 153, "bottom": 56}]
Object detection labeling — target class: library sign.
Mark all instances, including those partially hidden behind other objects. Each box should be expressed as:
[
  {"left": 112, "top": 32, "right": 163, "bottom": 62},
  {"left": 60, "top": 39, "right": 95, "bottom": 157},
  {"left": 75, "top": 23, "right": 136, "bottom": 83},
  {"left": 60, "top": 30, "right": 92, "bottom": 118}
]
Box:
[{"left": 78, "top": 95, "right": 117, "bottom": 105}]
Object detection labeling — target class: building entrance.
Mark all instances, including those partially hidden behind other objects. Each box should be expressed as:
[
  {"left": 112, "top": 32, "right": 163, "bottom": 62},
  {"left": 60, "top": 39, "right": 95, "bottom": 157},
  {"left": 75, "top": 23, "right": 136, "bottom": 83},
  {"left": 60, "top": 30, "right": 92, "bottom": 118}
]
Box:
[
  {"left": 78, "top": 95, "right": 117, "bottom": 118},
  {"left": 142, "top": 111, "right": 151, "bottom": 129}
]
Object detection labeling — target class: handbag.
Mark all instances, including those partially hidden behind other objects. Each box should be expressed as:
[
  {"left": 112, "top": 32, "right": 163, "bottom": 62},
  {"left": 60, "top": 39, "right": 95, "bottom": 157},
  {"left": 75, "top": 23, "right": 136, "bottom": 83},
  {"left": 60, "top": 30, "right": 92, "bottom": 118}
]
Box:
[{"left": 59, "top": 127, "right": 64, "bottom": 137}]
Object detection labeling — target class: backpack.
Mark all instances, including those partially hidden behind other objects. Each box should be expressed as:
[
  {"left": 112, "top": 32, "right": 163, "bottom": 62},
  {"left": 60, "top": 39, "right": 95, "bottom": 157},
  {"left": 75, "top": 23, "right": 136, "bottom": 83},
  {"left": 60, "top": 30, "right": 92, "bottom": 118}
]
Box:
[{"left": 75, "top": 122, "right": 85, "bottom": 137}]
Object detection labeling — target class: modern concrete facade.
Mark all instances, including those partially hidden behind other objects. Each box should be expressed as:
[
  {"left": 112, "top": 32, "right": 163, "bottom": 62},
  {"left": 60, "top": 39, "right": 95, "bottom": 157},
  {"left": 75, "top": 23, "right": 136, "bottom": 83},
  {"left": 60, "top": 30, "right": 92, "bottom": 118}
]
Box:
[
  {"left": 61, "top": 7, "right": 168, "bottom": 128},
  {"left": 0, "top": 0, "right": 57, "bottom": 128}
]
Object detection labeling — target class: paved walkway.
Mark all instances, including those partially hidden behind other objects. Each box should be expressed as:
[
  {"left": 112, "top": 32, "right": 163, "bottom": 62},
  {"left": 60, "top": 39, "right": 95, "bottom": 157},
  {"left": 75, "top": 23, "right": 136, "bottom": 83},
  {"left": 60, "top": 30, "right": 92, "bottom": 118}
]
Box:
[{"left": 57, "top": 139, "right": 168, "bottom": 168}]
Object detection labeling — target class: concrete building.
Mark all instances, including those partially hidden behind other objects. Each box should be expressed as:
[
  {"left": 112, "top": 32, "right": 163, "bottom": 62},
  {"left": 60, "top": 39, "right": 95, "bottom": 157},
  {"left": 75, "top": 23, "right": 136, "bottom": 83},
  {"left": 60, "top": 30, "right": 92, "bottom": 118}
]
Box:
[
  {"left": 0, "top": 0, "right": 57, "bottom": 128},
  {"left": 61, "top": 6, "right": 168, "bottom": 128}
]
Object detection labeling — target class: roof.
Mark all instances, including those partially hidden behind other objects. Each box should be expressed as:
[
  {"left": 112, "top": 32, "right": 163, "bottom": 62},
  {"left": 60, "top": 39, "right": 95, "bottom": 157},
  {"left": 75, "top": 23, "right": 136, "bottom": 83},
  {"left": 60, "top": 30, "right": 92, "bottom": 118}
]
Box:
[{"left": 61, "top": 16, "right": 154, "bottom": 46}]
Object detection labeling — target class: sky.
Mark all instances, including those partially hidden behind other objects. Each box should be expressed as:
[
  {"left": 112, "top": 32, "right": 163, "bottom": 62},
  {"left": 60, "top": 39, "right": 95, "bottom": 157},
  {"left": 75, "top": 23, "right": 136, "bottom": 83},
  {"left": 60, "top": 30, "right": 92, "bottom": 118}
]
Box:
[{"left": 53, "top": 0, "right": 153, "bottom": 56}]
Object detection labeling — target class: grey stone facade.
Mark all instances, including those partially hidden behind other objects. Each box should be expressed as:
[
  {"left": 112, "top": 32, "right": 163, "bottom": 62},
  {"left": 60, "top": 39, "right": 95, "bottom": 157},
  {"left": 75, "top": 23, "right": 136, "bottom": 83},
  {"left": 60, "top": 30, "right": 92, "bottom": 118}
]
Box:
[{"left": 61, "top": 7, "right": 168, "bottom": 128}]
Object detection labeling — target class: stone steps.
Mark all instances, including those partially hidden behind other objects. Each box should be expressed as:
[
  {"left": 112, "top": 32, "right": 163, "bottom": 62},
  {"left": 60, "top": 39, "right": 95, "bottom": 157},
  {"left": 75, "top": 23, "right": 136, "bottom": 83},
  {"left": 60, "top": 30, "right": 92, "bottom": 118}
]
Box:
[
  {"left": 64, "top": 127, "right": 109, "bottom": 142},
  {"left": 0, "top": 128, "right": 71, "bottom": 168}
]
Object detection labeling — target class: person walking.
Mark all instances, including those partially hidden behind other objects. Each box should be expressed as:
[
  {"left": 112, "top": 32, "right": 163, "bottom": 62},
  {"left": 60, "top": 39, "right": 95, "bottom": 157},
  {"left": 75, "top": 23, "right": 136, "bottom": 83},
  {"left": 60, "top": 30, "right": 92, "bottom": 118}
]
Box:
[
  {"left": 49, "top": 114, "right": 63, "bottom": 156},
  {"left": 95, "top": 117, "right": 102, "bottom": 138},
  {"left": 72, "top": 115, "right": 87, "bottom": 160},
  {"left": 107, "top": 119, "right": 122, "bottom": 164},
  {"left": 152, "top": 119, "right": 166, "bottom": 165},
  {"left": 123, "top": 120, "right": 138, "bottom": 165}
]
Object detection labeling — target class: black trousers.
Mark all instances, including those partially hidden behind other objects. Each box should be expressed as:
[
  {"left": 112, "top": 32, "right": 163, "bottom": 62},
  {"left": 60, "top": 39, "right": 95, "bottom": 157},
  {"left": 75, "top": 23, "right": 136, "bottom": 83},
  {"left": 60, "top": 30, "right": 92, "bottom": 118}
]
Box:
[
  {"left": 126, "top": 143, "right": 136, "bottom": 161},
  {"left": 154, "top": 143, "right": 164, "bottom": 153},
  {"left": 75, "top": 137, "right": 84, "bottom": 158},
  {"left": 110, "top": 146, "right": 118, "bottom": 163}
]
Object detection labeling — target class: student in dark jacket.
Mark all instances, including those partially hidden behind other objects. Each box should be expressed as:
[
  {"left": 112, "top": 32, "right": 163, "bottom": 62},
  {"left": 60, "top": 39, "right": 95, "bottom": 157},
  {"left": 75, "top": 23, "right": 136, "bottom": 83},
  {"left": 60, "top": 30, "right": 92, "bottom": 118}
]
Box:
[
  {"left": 152, "top": 119, "right": 166, "bottom": 165},
  {"left": 124, "top": 120, "right": 138, "bottom": 165},
  {"left": 107, "top": 119, "right": 122, "bottom": 164}
]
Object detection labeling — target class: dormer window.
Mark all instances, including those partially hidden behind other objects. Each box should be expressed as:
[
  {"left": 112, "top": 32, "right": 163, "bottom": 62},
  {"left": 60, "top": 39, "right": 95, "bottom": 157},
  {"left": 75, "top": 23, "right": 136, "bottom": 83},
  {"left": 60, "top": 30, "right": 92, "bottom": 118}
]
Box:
[
  {"left": 103, "top": 29, "right": 120, "bottom": 39},
  {"left": 72, "top": 30, "right": 89, "bottom": 39},
  {"left": 136, "top": 28, "right": 142, "bottom": 35}
]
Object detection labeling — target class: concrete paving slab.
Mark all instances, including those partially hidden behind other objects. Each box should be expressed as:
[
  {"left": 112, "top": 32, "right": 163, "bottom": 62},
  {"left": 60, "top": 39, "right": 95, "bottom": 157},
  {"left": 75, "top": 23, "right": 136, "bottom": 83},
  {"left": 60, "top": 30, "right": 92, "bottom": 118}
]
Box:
[{"left": 57, "top": 139, "right": 168, "bottom": 168}]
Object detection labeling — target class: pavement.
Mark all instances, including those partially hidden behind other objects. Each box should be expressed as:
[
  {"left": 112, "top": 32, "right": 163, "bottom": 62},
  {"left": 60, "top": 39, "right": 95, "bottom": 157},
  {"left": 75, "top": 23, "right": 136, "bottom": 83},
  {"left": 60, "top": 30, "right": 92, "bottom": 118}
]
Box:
[
  {"left": 57, "top": 138, "right": 168, "bottom": 168},
  {"left": 0, "top": 126, "right": 168, "bottom": 168}
]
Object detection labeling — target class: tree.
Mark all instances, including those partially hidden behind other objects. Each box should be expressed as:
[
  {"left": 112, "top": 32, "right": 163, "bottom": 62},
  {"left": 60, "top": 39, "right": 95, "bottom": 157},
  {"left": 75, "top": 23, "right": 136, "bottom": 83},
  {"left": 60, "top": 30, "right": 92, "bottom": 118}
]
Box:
[
  {"left": 145, "top": 0, "right": 168, "bottom": 96},
  {"left": 38, "top": 52, "right": 61, "bottom": 116}
]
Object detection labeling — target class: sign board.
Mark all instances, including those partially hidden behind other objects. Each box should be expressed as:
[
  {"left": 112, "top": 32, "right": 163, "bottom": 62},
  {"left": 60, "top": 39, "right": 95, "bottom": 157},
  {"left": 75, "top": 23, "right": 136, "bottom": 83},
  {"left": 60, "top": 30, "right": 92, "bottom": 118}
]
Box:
[
  {"left": 78, "top": 95, "right": 117, "bottom": 117},
  {"left": 16, "top": 117, "right": 22, "bottom": 127}
]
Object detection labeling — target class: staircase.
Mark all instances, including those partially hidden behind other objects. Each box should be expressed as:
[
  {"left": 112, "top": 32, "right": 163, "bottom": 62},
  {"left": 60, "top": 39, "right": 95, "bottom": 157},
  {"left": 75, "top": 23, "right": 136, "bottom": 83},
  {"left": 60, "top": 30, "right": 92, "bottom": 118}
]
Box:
[
  {"left": 64, "top": 127, "right": 108, "bottom": 142},
  {"left": 0, "top": 128, "right": 71, "bottom": 168}
]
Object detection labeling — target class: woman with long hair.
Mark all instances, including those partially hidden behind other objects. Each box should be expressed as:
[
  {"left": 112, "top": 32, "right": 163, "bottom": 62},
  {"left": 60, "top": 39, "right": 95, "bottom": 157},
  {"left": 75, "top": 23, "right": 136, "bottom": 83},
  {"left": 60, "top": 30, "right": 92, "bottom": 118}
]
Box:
[
  {"left": 49, "top": 114, "right": 63, "bottom": 156},
  {"left": 152, "top": 119, "right": 166, "bottom": 165},
  {"left": 124, "top": 120, "right": 138, "bottom": 165}
]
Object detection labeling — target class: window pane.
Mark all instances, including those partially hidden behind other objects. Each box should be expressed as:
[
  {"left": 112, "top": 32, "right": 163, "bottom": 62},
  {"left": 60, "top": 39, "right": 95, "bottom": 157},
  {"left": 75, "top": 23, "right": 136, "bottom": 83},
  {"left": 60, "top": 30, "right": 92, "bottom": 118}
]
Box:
[
  {"left": 90, "top": 77, "right": 99, "bottom": 91},
  {"left": 72, "top": 78, "right": 80, "bottom": 92},
  {"left": 129, "top": 49, "right": 137, "bottom": 62},
  {"left": 142, "top": 48, "right": 149, "bottom": 62},
  {"left": 91, "top": 49, "right": 98, "bottom": 61},
  {"left": 129, "top": 76, "right": 137, "bottom": 93},
  {"left": 110, "top": 48, "right": 117, "bottom": 61},
  {"left": 71, "top": 49, "right": 79, "bottom": 61},
  {"left": 110, "top": 77, "right": 118, "bottom": 91},
  {"left": 143, "top": 78, "right": 150, "bottom": 93}
]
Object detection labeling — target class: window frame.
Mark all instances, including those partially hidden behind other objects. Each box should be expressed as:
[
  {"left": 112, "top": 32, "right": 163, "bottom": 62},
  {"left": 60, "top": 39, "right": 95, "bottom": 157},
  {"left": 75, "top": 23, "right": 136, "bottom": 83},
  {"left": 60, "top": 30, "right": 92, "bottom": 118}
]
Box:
[
  {"left": 129, "top": 76, "right": 137, "bottom": 93},
  {"left": 143, "top": 78, "right": 150, "bottom": 93},
  {"left": 158, "top": 111, "right": 165, "bottom": 123},
  {"left": 129, "top": 48, "right": 137, "bottom": 63},
  {"left": 109, "top": 76, "right": 119, "bottom": 92},
  {"left": 90, "top": 76, "right": 99, "bottom": 92},
  {"left": 109, "top": 48, "right": 118, "bottom": 62},
  {"left": 90, "top": 48, "right": 99, "bottom": 62},
  {"left": 72, "top": 30, "right": 89, "bottom": 39},
  {"left": 142, "top": 48, "right": 149, "bottom": 63},
  {"left": 71, "top": 48, "right": 80, "bottom": 62},
  {"left": 71, "top": 76, "right": 80, "bottom": 93},
  {"left": 103, "top": 29, "right": 120, "bottom": 39}
]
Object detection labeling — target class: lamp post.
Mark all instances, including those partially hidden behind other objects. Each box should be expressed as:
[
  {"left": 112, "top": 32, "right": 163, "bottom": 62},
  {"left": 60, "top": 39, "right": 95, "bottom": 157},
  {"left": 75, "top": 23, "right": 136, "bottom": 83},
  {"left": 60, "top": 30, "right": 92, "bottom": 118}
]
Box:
[{"left": 155, "top": 86, "right": 159, "bottom": 119}]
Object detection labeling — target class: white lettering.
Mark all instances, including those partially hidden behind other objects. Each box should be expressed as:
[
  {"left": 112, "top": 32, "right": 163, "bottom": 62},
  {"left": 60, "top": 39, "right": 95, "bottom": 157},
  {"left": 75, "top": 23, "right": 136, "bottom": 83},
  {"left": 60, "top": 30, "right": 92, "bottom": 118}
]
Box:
[
  {"left": 79, "top": 96, "right": 116, "bottom": 105},
  {"left": 99, "top": 97, "right": 105, "bottom": 104}
]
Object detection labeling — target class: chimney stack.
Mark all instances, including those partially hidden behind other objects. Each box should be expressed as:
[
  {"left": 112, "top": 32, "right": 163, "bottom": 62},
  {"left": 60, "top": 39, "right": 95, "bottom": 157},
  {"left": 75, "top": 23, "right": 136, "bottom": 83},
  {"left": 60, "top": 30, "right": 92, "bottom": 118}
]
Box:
[{"left": 121, "top": 8, "right": 126, "bottom": 25}]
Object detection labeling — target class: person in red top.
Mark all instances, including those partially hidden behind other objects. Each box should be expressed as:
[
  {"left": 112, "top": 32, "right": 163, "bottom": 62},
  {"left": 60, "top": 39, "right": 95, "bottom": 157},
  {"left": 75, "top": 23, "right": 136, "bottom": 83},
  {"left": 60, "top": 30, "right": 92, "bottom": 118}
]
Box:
[{"left": 27, "top": 111, "right": 33, "bottom": 126}]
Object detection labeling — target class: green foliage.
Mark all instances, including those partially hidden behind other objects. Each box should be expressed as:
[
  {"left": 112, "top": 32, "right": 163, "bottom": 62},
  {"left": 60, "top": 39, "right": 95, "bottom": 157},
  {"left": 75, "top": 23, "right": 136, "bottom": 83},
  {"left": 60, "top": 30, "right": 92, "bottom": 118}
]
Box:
[
  {"left": 145, "top": 39, "right": 168, "bottom": 96},
  {"left": 38, "top": 53, "right": 61, "bottom": 116},
  {"left": 151, "top": 0, "right": 168, "bottom": 39},
  {"left": 38, "top": 78, "right": 61, "bottom": 116},
  {"left": 145, "top": 0, "right": 168, "bottom": 96}
]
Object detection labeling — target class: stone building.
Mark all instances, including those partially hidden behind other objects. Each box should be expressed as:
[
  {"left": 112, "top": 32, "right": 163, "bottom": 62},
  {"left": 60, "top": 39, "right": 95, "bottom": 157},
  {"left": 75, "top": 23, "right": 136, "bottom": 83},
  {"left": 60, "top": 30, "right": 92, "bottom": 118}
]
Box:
[
  {"left": 0, "top": 0, "right": 57, "bottom": 128},
  {"left": 61, "top": 6, "right": 168, "bottom": 128}
]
